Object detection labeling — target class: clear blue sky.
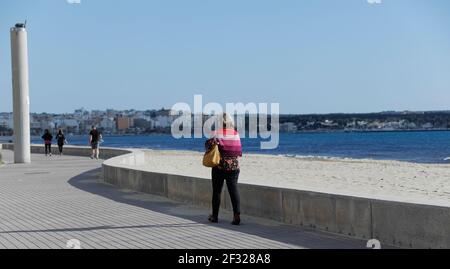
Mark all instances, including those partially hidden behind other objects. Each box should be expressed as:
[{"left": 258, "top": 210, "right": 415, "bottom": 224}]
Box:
[{"left": 1, "top": 0, "right": 449, "bottom": 114}]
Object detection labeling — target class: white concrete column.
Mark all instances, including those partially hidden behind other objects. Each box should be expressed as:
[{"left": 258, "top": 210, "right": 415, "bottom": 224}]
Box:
[{"left": 10, "top": 23, "right": 31, "bottom": 164}]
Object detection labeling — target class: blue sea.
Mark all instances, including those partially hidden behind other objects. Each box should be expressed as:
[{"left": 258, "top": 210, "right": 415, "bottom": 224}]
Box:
[{"left": 20, "top": 131, "right": 450, "bottom": 164}]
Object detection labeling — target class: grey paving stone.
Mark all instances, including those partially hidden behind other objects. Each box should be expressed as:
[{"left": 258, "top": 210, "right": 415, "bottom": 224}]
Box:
[{"left": 0, "top": 149, "right": 367, "bottom": 249}]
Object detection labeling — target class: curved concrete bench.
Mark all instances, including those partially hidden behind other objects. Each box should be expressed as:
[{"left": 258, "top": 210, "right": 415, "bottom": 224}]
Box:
[{"left": 2, "top": 143, "right": 450, "bottom": 248}]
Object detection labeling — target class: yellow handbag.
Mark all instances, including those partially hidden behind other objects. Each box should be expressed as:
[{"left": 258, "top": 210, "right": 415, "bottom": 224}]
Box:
[{"left": 203, "top": 144, "right": 221, "bottom": 168}]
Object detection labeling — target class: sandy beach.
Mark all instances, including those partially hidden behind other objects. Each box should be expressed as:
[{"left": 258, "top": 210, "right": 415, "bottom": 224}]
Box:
[{"left": 127, "top": 150, "right": 450, "bottom": 207}]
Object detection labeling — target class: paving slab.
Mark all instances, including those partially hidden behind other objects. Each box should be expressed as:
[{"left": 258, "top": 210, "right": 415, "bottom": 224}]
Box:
[{"left": 0, "top": 149, "right": 369, "bottom": 249}]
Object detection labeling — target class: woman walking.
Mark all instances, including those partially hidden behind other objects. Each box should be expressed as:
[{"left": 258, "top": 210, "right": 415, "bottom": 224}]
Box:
[
  {"left": 41, "top": 129, "right": 53, "bottom": 156},
  {"left": 55, "top": 129, "right": 66, "bottom": 156},
  {"left": 205, "top": 113, "right": 243, "bottom": 225}
]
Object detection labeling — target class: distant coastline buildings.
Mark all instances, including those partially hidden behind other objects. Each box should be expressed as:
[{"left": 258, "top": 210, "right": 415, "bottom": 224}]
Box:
[
  {"left": 0, "top": 109, "right": 450, "bottom": 136},
  {"left": 278, "top": 111, "right": 450, "bottom": 133},
  {"left": 0, "top": 108, "right": 176, "bottom": 136}
]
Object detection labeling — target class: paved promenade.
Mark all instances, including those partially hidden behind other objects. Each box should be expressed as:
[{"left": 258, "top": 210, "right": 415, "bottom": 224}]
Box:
[{"left": 0, "top": 150, "right": 368, "bottom": 249}]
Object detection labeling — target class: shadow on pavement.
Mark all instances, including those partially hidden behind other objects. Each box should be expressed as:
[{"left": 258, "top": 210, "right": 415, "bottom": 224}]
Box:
[{"left": 66, "top": 168, "right": 366, "bottom": 249}]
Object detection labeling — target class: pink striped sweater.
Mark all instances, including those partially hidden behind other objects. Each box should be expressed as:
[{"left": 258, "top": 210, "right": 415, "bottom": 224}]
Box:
[{"left": 205, "top": 128, "right": 243, "bottom": 171}]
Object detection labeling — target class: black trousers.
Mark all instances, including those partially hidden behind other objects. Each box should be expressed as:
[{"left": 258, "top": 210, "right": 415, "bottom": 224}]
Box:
[
  {"left": 45, "top": 144, "right": 51, "bottom": 155},
  {"left": 58, "top": 144, "right": 64, "bottom": 154},
  {"left": 211, "top": 167, "right": 240, "bottom": 218}
]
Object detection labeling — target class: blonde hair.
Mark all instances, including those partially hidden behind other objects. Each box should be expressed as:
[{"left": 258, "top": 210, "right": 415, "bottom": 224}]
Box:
[{"left": 222, "top": 113, "right": 235, "bottom": 129}]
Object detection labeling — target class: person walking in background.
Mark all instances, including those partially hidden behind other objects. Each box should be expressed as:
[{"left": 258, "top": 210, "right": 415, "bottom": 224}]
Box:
[
  {"left": 205, "top": 113, "right": 243, "bottom": 225},
  {"left": 55, "top": 129, "right": 67, "bottom": 156},
  {"left": 89, "top": 126, "right": 102, "bottom": 160},
  {"left": 41, "top": 129, "right": 53, "bottom": 157}
]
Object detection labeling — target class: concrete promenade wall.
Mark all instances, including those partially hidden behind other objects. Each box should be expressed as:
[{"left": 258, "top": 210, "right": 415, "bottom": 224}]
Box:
[
  {"left": 100, "top": 150, "right": 450, "bottom": 249},
  {"left": 2, "top": 143, "right": 450, "bottom": 248}
]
